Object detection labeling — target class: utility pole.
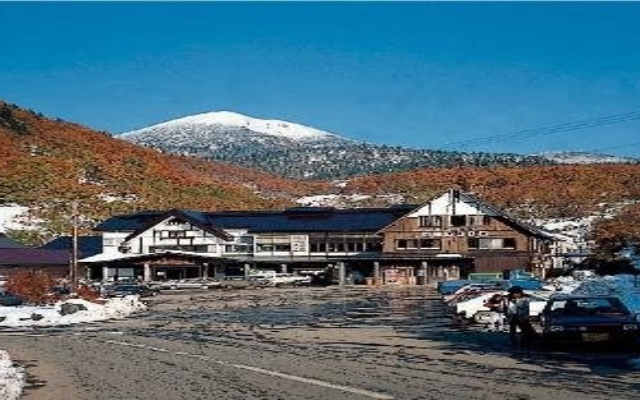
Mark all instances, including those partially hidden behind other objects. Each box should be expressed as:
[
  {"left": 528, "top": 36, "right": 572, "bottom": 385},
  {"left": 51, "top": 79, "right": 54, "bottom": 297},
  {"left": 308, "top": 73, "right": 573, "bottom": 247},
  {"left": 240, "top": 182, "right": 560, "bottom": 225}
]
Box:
[{"left": 71, "top": 200, "right": 79, "bottom": 289}]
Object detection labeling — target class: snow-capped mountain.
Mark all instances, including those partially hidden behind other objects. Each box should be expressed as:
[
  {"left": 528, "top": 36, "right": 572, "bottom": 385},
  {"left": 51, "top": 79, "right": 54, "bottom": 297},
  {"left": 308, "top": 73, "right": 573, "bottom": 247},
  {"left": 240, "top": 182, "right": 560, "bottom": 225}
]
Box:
[
  {"left": 121, "top": 111, "right": 349, "bottom": 144},
  {"left": 538, "top": 151, "right": 639, "bottom": 165},
  {"left": 119, "top": 110, "right": 551, "bottom": 180}
]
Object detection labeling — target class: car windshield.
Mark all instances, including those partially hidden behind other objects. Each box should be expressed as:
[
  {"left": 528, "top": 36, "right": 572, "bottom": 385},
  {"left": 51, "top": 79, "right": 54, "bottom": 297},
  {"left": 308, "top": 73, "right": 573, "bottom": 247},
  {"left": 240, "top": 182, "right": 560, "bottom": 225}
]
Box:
[{"left": 547, "top": 297, "right": 628, "bottom": 316}]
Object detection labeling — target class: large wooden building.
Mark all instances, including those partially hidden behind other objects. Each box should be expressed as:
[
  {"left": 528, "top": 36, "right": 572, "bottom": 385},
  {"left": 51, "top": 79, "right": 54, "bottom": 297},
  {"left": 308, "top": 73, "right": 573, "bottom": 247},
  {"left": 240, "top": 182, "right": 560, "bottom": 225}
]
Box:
[{"left": 80, "top": 189, "right": 555, "bottom": 285}]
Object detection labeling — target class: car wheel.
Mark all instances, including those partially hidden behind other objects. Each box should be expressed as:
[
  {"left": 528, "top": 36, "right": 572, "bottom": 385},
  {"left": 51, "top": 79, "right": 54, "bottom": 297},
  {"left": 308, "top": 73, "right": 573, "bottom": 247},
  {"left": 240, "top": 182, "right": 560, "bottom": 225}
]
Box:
[{"left": 473, "top": 311, "right": 493, "bottom": 324}]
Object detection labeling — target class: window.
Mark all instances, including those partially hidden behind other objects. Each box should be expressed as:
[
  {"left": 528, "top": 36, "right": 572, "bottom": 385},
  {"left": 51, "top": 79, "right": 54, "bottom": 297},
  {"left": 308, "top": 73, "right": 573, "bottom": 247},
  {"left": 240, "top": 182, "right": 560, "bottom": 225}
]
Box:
[
  {"left": 256, "top": 243, "right": 291, "bottom": 252},
  {"left": 396, "top": 239, "right": 441, "bottom": 250},
  {"left": 468, "top": 238, "right": 517, "bottom": 250},
  {"left": 310, "top": 242, "right": 327, "bottom": 252},
  {"left": 165, "top": 231, "right": 188, "bottom": 238},
  {"left": 450, "top": 215, "right": 466, "bottom": 227},
  {"left": 419, "top": 215, "right": 443, "bottom": 227},
  {"left": 469, "top": 215, "right": 491, "bottom": 226},
  {"left": 419, "top": 238, "right": 441, "bottom": 249},
  {"left": 149, "top": 245, "right": 208, "bottom": 253}
]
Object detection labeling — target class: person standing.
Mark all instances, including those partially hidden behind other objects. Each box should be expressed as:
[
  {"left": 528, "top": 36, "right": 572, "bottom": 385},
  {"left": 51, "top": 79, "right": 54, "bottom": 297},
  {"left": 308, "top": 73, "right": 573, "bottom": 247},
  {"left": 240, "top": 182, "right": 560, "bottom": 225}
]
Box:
[
  {"left": 504, "top": 286, "right": 539, "bottom": 348},
  {"left": 483, "top": 293, "right": 505, "bottom": 331}
]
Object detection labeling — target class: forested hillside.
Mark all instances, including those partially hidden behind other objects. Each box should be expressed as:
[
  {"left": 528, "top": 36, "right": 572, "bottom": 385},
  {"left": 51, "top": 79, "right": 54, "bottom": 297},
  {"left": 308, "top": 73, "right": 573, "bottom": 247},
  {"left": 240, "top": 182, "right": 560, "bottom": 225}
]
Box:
[
  {"left": 0, "top": 101, "right": 327, "bottom": 242},
  {"left": 342, "top": 164, "right": 640, "bottom": 219},
  {"left": 3, "top": 99, "right": 640, "bottom": 251}
]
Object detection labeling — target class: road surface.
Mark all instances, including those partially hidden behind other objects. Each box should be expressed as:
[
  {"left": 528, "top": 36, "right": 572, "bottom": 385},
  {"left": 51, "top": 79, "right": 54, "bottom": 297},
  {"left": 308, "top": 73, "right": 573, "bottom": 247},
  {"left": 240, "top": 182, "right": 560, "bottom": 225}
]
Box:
[{"left": 1, "top": 286, "right": 639, "bottom": 400}]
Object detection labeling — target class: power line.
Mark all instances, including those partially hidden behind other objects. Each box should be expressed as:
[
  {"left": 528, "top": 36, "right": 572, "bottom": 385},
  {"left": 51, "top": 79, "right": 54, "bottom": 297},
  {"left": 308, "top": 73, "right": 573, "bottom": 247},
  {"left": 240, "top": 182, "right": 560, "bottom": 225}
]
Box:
[{"left": 438, "top": 110, "right": 640, "bottom": 151}]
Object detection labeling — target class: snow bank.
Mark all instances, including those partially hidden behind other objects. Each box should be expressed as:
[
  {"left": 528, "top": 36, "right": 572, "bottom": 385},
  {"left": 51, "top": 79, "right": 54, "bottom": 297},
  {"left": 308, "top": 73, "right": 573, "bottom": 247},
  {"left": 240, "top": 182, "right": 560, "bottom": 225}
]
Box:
[
  {"left": 0, "top": 296, "right": 147, "bottom": 327},
  {"left": 0, "top": 350, "right": 24, "bottom": 400}
]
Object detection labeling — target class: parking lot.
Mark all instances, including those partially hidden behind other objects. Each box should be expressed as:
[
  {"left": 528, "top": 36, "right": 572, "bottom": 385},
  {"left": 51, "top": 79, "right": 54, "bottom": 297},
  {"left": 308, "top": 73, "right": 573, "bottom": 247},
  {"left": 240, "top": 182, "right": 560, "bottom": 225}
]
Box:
[{"left": 2, "top": 286, "right": 640, "bottom": 399}]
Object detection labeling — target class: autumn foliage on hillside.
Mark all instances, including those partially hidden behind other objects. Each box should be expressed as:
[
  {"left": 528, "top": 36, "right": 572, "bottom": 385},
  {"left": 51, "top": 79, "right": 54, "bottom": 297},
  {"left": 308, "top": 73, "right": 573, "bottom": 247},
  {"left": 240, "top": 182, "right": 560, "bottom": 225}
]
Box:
[
  {"left": 0, "top": 100, "right": 329, "bottom": 242},
  {"left": 589, "top": 203, "right": 640, "bottom": 254},
  {"left": 344, "top": 164, "right": 640, "bottom": 219},
  {"left": 2, "top": 99, "right": 640, "bottom": 250}
]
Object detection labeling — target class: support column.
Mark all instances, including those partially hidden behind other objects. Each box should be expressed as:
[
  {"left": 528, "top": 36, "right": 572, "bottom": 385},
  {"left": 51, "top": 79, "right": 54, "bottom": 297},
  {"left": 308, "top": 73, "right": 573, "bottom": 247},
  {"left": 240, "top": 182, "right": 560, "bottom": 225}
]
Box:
[
  {"left": 243, "top": 263, "right": 251, "bottom": 277},
  {"left": 102, "top": 265, "right": 109, "bottom": 282},
  {"left": 281, "top": 264, "right": 288, "bottom": 274},
  {"left": 421, "top": 261, "right": 428, "bottom": 285},
  {"left": 338, "top": 262, "right": 346, "bottom": 286},
  {"left": 202, "top": 263, "right": 209, "bottom": 279},
  {"left": 373, "top": 261, "right": 380, "bottom": 286},
  {"left": 143, "top": 263, "right": 151, "bottom": 282}
]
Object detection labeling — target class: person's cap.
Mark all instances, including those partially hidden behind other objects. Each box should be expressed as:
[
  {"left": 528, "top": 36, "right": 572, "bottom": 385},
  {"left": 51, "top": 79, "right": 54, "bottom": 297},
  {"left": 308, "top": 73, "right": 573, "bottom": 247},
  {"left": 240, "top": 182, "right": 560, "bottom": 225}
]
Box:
[{"left": 507, "top": 285, "right": 523, "bottom": 294}]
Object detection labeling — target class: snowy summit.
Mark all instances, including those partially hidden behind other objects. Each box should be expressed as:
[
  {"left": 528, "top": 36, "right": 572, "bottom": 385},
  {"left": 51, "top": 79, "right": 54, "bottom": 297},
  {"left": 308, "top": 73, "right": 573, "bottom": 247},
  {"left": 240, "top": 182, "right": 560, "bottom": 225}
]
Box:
[{"left": 121, "top": 110, "right": 343, "bottom": 143}]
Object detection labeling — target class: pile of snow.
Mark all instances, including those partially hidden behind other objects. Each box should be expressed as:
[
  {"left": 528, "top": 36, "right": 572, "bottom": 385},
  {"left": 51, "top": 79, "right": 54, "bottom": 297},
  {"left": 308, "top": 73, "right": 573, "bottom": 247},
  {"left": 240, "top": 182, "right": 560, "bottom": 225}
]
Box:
[
  {"left": 0, "top": 350, "right": 23, "bottom": 400},
  {"left": 0, "top": 296, "right": 147, "bottom": 328}
]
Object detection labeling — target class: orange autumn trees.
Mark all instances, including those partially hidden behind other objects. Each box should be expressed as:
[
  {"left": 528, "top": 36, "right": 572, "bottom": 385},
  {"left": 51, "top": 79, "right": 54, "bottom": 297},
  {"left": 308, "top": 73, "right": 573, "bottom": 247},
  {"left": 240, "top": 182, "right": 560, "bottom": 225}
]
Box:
[
  {"left": 5, "top": 270, "right": 55, "bottom": 305},
  {"left": 589, "top": 203, "right": 640, "bottom": 255}
]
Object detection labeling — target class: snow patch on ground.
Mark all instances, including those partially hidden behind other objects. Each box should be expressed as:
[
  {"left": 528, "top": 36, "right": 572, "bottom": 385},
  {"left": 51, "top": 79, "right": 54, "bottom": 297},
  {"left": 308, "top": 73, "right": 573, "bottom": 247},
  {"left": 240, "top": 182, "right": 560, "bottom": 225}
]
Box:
[
  {"left": 0, "top": 296, "right": 147, "bottom": 328},
  {"left": 0, "top": 350, "right": 23, "bottom": 400},
  {"left": 0, "top": 296, "right": 146, "bottom": 398}
]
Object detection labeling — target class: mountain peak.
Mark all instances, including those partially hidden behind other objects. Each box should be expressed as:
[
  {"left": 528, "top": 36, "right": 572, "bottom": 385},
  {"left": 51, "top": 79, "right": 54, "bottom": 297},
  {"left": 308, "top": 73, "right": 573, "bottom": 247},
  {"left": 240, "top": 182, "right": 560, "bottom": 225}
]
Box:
[{"left": 122, "top": 110, "right": 344, "bottom": 142}]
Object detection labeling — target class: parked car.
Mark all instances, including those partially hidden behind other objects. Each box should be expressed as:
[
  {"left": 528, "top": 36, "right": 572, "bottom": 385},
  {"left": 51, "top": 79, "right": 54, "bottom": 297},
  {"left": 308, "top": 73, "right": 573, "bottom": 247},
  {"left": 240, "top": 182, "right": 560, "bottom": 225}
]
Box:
[
  {"left": 458, "top": 291, "right": 551, "bottom": 323},
  {"left": 220, "top": 276, "right": 256, "bottom": 289},
  {"left": 539, "top": 295, "right": 640, "bottom": 348},
  {"left": 273, "top": 273, "right": 311, "bottom": 287},
  {"left": 104, "top": 284, "right": 159, "bottom": 298},
  {"left": 437, "top": 279, "right": 471, "bottom": 295},
  {"left": 0, "top": 292, "right": 24, "bottom": 306},
  {"left": 443, "top": 282, "right": 507, "bottom": 304},
  {"left": 150, "top": 279, "right": 220, "bottom": 290}
]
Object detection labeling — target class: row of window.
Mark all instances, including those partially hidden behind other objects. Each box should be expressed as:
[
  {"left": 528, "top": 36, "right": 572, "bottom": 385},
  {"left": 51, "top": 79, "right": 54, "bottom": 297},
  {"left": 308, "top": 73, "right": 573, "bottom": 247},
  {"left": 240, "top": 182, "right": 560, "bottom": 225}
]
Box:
[
  {"left": 418, "top": 215, "right": 491, "bottom": 228},
  {"left": 395, "top": 237, "right": 517, "bottom": 250},
  {"left": 148, "top": 241, "right": 384, "bottom": 254}
]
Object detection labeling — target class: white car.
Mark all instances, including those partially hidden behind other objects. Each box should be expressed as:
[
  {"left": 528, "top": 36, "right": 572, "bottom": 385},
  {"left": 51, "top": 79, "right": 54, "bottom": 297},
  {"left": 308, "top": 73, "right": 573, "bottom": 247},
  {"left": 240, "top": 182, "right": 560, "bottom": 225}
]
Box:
[
  {"left": 455, "top": 291, "right": 551, "bottom": 323},
  {"left": 150, "top": 279, "right": 220, "bottom": 290},
  {"left": 443, "top": 282, "right": 506, "bottom": 304},
  {"left": 272, "top": 273, "right": 311, "bottom": 286}
]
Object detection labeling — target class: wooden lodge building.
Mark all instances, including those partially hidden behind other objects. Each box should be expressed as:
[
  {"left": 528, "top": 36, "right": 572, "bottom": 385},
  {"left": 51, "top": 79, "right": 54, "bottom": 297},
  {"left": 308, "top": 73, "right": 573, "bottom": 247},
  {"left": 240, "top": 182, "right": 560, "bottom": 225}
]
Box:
[{"left": 80, "top": 189, "right": 555, "bottom": 285}]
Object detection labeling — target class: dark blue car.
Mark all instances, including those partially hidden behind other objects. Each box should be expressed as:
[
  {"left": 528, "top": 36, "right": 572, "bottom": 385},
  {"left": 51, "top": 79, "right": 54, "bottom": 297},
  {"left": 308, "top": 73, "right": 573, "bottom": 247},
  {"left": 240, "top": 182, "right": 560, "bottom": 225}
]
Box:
[{"left": 540, "top": 295, "right": 640, "bottom": 348}]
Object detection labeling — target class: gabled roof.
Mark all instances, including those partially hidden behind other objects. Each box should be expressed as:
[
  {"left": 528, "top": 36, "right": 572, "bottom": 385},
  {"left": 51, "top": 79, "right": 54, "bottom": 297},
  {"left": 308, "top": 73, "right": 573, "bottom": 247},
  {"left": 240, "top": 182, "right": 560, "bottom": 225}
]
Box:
[
  {"left": 459, "top": 191, "right": 554, "bottom": 240},
  {"left": 94, "top": 206, "right": 413, "bottom": 235},
  {"left": 122, "top": 209, "right": 233, "bottom": 242},
  {"left": 378, "top": 188, "right": 554, "bottom": 240}
]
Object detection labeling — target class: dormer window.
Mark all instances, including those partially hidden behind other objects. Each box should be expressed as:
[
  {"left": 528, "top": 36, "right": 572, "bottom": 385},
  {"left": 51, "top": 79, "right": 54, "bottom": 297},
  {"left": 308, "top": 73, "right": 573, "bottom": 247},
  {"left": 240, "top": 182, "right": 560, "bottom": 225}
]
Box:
[
  {"left": 469, "top": 215, "right": 491, "bottom": 226},
  {"left": 419, "top": 215, "right": 442, "bottom": 227}
]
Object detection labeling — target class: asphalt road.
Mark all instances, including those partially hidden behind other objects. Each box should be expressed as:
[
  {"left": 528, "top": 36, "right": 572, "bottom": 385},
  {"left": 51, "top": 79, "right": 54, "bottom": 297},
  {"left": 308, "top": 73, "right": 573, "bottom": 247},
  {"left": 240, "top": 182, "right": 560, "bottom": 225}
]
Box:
[{"left": 2, "top": 286, "right": 640, "bottom": 400}]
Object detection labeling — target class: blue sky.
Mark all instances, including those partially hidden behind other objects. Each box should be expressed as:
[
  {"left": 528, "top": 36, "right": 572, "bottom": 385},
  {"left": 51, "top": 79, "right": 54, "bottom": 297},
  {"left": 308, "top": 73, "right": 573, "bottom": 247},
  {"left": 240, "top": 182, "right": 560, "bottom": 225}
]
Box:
[{"left": 1, "top": 2, "right": 640, "bottom": 157}]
